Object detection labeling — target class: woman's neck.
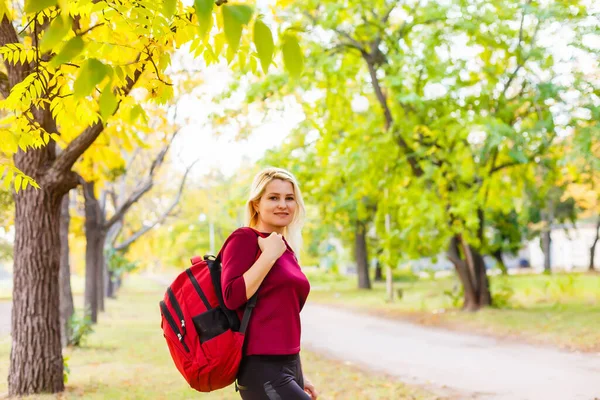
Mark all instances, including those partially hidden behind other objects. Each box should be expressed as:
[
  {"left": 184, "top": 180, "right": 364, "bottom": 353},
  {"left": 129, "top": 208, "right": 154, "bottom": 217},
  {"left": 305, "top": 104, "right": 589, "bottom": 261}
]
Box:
[{"left": 255, "top": 222, "right": 285, "bottom": 235}]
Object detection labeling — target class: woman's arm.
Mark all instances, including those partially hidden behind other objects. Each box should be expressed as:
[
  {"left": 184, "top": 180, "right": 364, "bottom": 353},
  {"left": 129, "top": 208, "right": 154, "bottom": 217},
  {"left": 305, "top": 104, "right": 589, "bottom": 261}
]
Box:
[{"left": 221, "top": 230, "right": 286, "bottom": 309}]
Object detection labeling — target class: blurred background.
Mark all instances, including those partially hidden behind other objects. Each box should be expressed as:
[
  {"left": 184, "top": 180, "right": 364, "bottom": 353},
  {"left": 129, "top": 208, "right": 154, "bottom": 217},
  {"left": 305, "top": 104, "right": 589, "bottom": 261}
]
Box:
[{"left": 0, "top": 0, "right": 599, "bottom": 399}]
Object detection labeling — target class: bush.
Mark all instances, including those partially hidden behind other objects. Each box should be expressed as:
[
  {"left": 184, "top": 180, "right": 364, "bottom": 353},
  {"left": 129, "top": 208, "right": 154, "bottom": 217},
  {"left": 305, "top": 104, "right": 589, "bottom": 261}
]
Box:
[
  {"left": 391, "top": 267, "right": 420, "bottom": 283},
  {"left": 69, "top": 312, "right": 94, "bottom": 347},
  {"left": 443, "top": 283, "right": 464, "bottom": 309},
  {"left": 491, "top": 280, "right": 515, "bottom": 309}
]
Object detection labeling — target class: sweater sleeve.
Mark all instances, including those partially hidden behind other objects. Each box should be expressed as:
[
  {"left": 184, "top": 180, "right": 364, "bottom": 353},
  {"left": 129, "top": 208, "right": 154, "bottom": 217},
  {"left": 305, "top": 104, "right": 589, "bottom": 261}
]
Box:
[{"left": 221, "top": 228, "right": 258, "bottom": 310}]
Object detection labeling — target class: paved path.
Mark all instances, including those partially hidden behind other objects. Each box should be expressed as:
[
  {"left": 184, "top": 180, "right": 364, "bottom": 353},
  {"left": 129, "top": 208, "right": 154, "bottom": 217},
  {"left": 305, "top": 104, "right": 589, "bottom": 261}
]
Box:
[{"left": 301, "top": 303, "right": 600, "bottom": 400}]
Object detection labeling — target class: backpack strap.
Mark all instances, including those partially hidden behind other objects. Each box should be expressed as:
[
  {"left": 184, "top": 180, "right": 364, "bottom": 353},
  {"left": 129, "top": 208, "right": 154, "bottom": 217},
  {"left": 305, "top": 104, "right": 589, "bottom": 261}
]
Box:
[
  {"left": 214, "top": 227, "right": 266, "bottom": 335},
  {"left": 239, "top": 291, "right": 257, "bottom": 335}
]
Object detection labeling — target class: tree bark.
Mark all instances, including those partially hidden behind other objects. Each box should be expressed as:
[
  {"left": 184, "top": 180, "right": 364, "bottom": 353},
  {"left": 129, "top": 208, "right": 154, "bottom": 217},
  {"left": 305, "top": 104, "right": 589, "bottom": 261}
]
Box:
[
  {"left": 107, "top": 271, "right": 116, "bottom": 298},
  {"left": 10, "top": 155, "right": 65, "bottom": 395},
  {"left": 59, "top": 194, "right": 74, "bottom": 348},
  {"left": 590, "top": 216, "right": 600, "bottom": 272},
  {"left": 83, "top": 181, "right": 102, "bottom": 324},
  {"left": 354, "top": 221, "right": 371, "bottom": 289},
  {"left": 97, "top": 238, "right": 105, "bottom": 313},
  {"left": 541, "top": 209, "right": 553, "bottom": 273},
  {"left": 541, "top": 227, "right": 552, "bottom": 273},
  {"left": 374, "top": 258, "right": 383, "bottom": 282},
  {"left": 447, "top": 235, "right": 491, "bottom": 311}
]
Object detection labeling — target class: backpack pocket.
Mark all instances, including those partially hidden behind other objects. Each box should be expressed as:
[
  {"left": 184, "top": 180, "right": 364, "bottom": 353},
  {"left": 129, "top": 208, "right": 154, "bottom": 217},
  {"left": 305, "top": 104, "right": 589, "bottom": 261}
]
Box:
[{"left": 192, "top": 307, "right": 230, "bottom": 343}]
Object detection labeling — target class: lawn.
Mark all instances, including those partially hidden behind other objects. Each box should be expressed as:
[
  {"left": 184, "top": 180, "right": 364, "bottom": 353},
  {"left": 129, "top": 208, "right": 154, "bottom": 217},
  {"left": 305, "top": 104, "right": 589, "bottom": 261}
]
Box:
[
  {"left": 306, "top": 270, "right": 600, "bottom": 352},
  {"left": 0, "top": 275, "right": 440, "bottom": 400}
]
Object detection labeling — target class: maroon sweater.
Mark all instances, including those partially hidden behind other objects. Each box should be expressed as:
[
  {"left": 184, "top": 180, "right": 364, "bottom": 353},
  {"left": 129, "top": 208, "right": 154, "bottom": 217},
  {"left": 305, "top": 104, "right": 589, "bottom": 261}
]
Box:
[{"left": 221, "top": 227, "right": 310, "bottom": 356}]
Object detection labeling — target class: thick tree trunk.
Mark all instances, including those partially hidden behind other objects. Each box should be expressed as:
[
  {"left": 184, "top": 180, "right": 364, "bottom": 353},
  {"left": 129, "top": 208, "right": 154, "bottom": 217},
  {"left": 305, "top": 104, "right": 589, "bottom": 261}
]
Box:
[
  {"left": 492, "top": 249, "right": 508, "bottom": 275},
  {"left": 83, "top": 181, "right": 101, "bottom": 324},
  {"left": 590, "top": 216, "right": 600, "bottom": 272},
  {"left": 59, "top": 194, "right": 74, "bottom": 348},
  {"left": 447, "top": 235, "right": 491, "bottom": 311},
  {"left": 355, "top": 221, "right": 371, "bottom": 289},
  {"left": 9, "top": 105, "right": 67, "bottom": 394},
  {"left": 10, "top": 175, "right": 64, "bottom": 395}
]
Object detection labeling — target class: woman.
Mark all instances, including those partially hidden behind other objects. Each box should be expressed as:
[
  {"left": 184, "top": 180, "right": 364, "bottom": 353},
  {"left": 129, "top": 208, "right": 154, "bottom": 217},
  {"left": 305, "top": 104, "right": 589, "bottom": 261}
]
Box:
[{"left": 221, "top": 167, "right": 318, "bottom": 400}]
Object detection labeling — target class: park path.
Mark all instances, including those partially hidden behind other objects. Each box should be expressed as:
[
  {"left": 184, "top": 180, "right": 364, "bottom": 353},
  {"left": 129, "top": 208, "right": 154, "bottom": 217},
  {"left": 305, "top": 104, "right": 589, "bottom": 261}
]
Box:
[{"left": 300, "top": 303, "right": 600, "bottom": 400}]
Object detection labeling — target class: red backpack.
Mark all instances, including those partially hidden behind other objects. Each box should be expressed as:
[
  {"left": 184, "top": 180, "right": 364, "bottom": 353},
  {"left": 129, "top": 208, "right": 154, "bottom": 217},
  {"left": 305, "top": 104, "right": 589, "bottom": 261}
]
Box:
[{"left": 159, "top": 229, "right": 263, "bottom": 392}]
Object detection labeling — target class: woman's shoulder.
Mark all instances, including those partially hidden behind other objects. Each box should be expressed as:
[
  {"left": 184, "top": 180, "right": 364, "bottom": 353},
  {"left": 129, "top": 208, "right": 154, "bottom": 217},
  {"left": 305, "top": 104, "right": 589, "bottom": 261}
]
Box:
[
  {"left": 221, "top": 227, "right": 259, "bottom": 255},
  {"left": 225, "top": 226, "right": 259, "bottom": 244}
]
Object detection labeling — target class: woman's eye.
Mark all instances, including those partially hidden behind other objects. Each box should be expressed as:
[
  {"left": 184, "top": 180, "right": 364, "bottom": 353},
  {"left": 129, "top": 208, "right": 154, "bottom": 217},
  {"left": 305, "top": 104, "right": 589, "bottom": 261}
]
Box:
[
  {"left": 286, "top": 197, "right": 294, "bottom": 201},
  {"left": 270, "top": 197, "right": 278, "bottom": 200}
]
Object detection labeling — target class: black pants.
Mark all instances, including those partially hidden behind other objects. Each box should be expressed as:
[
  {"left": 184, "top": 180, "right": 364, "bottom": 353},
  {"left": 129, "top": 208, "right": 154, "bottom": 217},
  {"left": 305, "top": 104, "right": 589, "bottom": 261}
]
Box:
[{"left": 236, "top": 354, "right": 310, "bottom": 400}]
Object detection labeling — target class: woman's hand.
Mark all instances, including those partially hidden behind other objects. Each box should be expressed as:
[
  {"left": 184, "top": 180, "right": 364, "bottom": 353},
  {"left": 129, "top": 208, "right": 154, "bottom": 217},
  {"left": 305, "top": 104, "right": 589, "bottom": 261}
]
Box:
[
  {"left": 304, "top": 378, "right": 318, "bottom": 400},
  {"left": 257, "top": 232, "right": 286, "bottom": 261}
]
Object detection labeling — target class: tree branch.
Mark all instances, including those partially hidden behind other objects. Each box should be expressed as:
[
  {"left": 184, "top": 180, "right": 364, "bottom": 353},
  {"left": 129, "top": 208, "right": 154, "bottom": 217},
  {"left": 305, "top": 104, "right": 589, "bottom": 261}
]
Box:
[
  {"left": 0, "top": 71, "right": 8, "bottom": 98},
  {"left": 0, "top": 16, "right": 19, "bottom": 48},
  {"left": 104, "top": 128, "right": 180, "bottom": 229},
  {"left": 114, "top": 159, "right": 198, "bottom": 252},
  {"left": 48, "top": 66, "right": 143, "bottom": 181}
]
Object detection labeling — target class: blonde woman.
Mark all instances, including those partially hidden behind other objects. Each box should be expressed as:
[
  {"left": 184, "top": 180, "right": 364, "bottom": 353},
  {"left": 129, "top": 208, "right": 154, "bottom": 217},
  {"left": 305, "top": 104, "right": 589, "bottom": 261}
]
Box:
[{"left": 221, "top": 167, "right": 318, "bottom": 400}]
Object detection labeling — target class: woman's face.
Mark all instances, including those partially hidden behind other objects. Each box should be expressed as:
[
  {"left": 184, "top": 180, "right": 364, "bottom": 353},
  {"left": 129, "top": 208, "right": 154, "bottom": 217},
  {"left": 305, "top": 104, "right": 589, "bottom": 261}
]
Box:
[{"left": 255, "top": 179, "right": 297, "bottom": 231}]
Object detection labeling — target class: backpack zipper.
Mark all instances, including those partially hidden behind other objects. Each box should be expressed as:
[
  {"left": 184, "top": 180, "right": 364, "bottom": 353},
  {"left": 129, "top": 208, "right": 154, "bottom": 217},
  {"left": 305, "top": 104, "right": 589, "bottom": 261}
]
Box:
[
  {"left": 167, "top": 287, "right": 186, "bottom": 336},
  {"left": 159, "top": 300, "right": 190, "bottom": 352}
]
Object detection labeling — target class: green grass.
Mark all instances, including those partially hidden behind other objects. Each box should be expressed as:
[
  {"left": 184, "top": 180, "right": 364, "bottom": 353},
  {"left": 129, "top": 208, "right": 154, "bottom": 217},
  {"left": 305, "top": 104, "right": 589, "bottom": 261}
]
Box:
[
  {"left": 0, "top": 275, "right": 439, "bottom": 400},
  {"left": 306, "top": 270, "right": 600, "bottom": 352}
]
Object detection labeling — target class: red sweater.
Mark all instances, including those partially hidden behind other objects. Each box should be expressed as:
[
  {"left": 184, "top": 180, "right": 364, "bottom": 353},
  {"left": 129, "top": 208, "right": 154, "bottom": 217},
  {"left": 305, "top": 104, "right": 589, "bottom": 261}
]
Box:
[{"left": 221, "top": 227, "right": 310, "bottom": 355}]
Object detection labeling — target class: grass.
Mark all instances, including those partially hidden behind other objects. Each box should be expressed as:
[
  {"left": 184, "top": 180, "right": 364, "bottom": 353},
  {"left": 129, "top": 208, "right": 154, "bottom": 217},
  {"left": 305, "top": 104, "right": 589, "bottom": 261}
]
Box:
[
  {"left": 306, "top": 270, "right": 600, "bottom": 352},
  {"left": 0, "top": 275, "right": 439, "bottom": 400}
]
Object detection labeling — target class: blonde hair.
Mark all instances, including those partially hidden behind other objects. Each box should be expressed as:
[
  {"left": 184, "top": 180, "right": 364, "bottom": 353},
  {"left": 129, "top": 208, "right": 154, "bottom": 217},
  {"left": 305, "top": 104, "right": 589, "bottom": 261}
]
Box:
[{"left": 245, "top": 167, "right": 306, "bottom": 254}]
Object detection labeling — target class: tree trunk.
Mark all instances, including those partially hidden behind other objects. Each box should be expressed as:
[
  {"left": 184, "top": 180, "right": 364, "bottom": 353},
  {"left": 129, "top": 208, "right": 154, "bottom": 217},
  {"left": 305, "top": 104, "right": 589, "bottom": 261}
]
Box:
[
  {"left": 97, "top": 239, "right": 105, "bottom": 312},
  {"left": 354, "top": 221, "right": 371, "bottom": 289},
  {"left": 9, "top": 108, "right": 66, "bottom": 394},
  {"left": 83, "top": 181, "right": 101, "bottom": 324},
  {"left": 9, "top": 175, "right": 64, "bottom": 395},
  {"left": 541, "top": 209, "right": 553, "bottom": 273},
  {"left": 447, "top": 235, "right": 491, "bottom": 311},
  {"left": 590, "top": 216, "right": 600, "bottom": 272},
  {"left": 492, "top": 249, "right": 508, "bottom": 275},
  {"left": 374, "top": 258, "right": 383, "bottom": 282},
  {"left": 59, "top": 194, "right": 74, "bottom": 348},
  {"left": 107, "top": 271, "right": 116, "bottom": 298},
  {"left": 541, "top": 227, "right": 552, "bottom": 273}
]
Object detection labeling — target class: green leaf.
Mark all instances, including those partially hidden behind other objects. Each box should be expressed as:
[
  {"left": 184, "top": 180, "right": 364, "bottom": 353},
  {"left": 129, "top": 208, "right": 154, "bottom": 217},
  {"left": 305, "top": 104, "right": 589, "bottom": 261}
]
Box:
[
  {"left": 50, "top": 36, "right": 84, "bottom": 67},
  {"left": 282, "top": 33, "right": 303, "bottom": 78},
  {"left": 40, "top": 15, "right": 71, "bottom": 53},
  {"left": 253, "top": 19, "right": 274, "bottom": 73},
  {"left": 99, "top": 83, "right": 118, "bottom": 121},
  {"left": 222, "top": 5, "right": 253, "bottom": 53},
  {"left": 194, "top": 0, "right": 213, "bottom": 38},
  {"left": 73, "top": 59, "right": 108, "bottom": 98},
  {"left": 508, "top": 149, "right": 528, "bottom": 164},
  {"left": 24, "top": 0, "right": 57, "bottom": 13},
  {"left": 163, "top": 0, "right": 177, "bottom": 19}
]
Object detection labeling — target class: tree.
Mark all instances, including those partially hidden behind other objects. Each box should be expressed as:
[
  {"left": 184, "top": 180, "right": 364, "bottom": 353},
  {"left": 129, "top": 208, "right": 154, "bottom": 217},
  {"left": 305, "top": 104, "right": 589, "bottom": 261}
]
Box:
[
  {"left": 1, "top": 0, "right": 297, "bottom": 395},
  {"left": 214, "top": 0, "right": 596, "bottom": 309}
]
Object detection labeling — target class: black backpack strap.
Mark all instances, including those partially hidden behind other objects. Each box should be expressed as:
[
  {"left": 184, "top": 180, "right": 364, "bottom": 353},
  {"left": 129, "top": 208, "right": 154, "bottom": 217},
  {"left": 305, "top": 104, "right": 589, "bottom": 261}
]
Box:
[{"left": 239, "top": 292, "right": 257, "bottom": 335}]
